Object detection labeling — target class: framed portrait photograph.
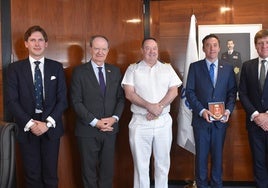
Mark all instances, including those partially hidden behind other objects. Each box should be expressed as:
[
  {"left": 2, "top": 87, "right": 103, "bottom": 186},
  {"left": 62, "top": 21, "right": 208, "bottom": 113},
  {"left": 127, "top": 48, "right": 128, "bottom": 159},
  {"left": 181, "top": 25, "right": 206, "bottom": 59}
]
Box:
[
  {"left": 198, "top": 24, "right": 262, "bottom": 96},
  {"left": 198, "top": 24, "right": 262, "bottom": 62}
]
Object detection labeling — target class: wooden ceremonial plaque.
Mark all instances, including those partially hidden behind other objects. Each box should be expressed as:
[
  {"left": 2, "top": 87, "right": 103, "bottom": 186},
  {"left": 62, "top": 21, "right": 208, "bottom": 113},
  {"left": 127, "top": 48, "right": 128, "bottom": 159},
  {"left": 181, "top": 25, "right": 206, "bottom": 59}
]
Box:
[{"left": 208, "top": 102, "right": 225, "bottom": 121}]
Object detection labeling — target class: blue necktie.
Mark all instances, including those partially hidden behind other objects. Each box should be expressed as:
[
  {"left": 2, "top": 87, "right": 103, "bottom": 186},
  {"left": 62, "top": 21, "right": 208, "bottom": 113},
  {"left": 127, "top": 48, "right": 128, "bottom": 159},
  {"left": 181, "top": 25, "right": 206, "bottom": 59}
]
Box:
[
  {"left": 34, "top": 61, "right": 43, "bottom": 110},
  {"left": 209, "top": 63, "right": 215, "bottom": 86},
  {"left": 97, "top": 67, "right": 106, "bottom": 96}
]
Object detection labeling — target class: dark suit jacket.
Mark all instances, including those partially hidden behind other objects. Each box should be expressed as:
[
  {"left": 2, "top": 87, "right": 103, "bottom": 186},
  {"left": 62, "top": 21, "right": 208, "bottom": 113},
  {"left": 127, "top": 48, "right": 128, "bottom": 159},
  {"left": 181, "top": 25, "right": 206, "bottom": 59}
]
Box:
[
  {"left": 239, "top": 58, "right": 268, "bottom": 129},
  {"left": 6, "top": 58, "right": 68, "bottom": 142},
  {"left": 186, "top": 59, "right": 237, "bottom": 128},
  {"left": 70, "top": 61, "right": 125, "bottom": 137}
]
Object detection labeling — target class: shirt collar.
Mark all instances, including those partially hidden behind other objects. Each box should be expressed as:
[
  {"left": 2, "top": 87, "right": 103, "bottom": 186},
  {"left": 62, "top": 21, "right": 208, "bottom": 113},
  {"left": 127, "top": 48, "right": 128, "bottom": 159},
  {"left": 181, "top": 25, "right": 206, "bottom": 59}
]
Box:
[
  {"left": 140, "top": 60, "right": 161, "bottom": 67},
  {"left": 205, "top": 59, "right": 218, "bottom": 69},
  {"left": 91, "top": 60, "right": 105, "bottom": 69},
  {"left": 259, "top": 57, "right": 268, "bottom": 63},
  {"left": 29, "top": 56, "right": 45, "bottom": 65}
]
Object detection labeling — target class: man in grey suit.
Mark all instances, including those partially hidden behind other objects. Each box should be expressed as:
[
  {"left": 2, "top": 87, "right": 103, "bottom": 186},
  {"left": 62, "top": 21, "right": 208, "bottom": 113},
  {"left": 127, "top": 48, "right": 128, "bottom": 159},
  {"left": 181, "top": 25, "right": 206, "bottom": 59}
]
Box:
[{"left": 71, "top": 35, "right": 125, "bottom": 188}]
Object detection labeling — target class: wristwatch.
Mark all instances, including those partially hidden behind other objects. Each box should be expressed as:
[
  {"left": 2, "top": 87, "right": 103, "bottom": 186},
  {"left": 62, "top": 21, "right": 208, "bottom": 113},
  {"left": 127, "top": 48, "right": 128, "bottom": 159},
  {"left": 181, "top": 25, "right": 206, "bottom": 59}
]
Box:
[{"left": 46, "top": 121, "right": 53, "bottom": 128}]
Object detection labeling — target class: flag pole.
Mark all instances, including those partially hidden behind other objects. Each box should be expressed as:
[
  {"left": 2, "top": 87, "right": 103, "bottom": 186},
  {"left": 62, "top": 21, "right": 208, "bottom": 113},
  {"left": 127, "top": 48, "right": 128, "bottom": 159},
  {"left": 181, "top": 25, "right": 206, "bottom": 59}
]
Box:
[{"left": 176, "top": 14, "right": 198, "bottom": 188}]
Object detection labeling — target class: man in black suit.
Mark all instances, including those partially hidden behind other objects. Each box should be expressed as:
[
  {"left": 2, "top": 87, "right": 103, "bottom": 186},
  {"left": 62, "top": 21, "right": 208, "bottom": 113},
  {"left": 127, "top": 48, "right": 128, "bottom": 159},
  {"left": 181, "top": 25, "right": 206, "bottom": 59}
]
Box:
[
  {"left": 221, "top": 39, "right": 242, "bottom": 86},
  {"left": 239, "top": 29, "right": 268, "bottom": 187},
  {"left": 71, "top": 35, "right": 125, "bottom": 188},
  {"left": 7, "top": 25, "right": 68, "bottom": 188}
]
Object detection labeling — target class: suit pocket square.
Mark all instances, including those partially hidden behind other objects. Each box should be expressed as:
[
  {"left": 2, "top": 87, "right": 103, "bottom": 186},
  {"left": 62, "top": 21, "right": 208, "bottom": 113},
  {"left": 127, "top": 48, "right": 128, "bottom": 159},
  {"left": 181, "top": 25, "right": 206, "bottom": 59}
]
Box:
[{"left": 50, "top": 76, "right": 56, "bottom": 80}]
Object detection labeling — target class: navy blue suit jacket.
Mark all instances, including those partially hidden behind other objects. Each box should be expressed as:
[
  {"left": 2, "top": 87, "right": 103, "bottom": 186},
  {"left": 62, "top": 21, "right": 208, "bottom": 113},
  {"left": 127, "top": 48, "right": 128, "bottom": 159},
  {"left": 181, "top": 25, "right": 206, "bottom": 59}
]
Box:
[
  {"left": 239, "top": 58, "right": 268, "bottom": 129},
  {"left": 186, "top": 59, "right": 237, "bottom": 128},
  {"left": 7, "top": 58, "right": 68, "bottom": 142}
]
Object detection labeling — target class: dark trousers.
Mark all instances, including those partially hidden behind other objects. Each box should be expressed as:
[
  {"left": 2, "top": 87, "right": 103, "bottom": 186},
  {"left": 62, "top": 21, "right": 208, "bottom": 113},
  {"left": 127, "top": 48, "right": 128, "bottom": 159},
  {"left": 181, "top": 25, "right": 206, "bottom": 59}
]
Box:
[
  {"left": 248, "top": 127, "right": 268, "bottom": 188},
  {"left": 77, "top": 133, "right": 116, "bottom": 188},
  {"left": 18, "top": 134, "right": 60, "bottom": 188},
  {"left": 193, "top": 124, "right": 226, "bottom": 188}
]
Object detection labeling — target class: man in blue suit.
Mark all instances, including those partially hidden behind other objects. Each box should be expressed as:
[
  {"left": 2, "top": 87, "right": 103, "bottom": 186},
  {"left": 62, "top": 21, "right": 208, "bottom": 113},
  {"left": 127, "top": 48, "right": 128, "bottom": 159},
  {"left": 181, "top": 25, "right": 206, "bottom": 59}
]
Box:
[
  {"left": 186, "top": 34, "right": 237, "bottom": 188},
  {"left": 6, "top": 25, "right": 67, "bottom": 188},
  {"left": 239, "top": 29, "right": 268, "bottom": 188}
]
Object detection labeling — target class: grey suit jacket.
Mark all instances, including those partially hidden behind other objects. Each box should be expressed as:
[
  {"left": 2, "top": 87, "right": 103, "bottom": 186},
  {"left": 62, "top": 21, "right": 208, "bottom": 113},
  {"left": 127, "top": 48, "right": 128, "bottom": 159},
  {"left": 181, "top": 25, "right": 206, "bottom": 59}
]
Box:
[{"left": 70, "top": 61, "right": 125, "bottom": 136}]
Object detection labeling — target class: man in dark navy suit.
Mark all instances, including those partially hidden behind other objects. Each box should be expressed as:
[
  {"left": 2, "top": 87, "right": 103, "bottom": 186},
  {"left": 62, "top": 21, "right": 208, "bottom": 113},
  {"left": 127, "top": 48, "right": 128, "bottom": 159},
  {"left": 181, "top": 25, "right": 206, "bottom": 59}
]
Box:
[
  {"left": 186, "top": 34, "right": 237, "bottom": 188},
  {"left": 7, "top": 25, "right": 67, "bottom": 188},
  {"left": 239, "top": 29, "right": 268, "bottom": 188}
]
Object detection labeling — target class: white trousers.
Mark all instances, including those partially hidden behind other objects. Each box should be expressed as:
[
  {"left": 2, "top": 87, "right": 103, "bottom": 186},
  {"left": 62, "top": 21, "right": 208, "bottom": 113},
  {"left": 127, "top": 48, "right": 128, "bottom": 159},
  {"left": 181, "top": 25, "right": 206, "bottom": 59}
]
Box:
[{"left": 129, "top": 113, "right": 172, "bottom": 188}]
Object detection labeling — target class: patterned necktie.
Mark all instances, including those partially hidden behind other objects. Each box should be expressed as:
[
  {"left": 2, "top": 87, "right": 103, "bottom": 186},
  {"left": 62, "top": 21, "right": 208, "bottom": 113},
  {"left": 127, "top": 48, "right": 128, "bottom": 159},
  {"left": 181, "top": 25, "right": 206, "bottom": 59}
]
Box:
[
  {"left": 260, "top": 60, "right": 266, "bottom": 91},
  {"left": 97, "top": 67, "right": 106, "bottom": 96},
  {"left": 209, "top": 63, "right": 215, "bottom": 86},
  {"left": 34, "top": 61, "right": 43, "bottom": 110}
]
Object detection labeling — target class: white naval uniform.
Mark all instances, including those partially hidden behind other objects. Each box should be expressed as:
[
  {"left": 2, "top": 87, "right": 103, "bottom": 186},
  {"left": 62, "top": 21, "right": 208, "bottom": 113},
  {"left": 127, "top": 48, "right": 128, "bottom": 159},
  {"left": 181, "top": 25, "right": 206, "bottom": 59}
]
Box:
[{"left": 122, "top": 60, "right": 182, "bottom": 188}]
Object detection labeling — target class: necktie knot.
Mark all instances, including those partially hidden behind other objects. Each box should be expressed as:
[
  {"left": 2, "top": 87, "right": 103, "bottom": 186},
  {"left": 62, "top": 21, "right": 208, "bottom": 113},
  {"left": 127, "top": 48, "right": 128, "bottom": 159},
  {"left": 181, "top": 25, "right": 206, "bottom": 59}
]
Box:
[
  {"left": 34, "top": 61, "right": 41, "bottom": 66},
  {"left": 261, "top": 59, "right": 267, "bottom": 64}
]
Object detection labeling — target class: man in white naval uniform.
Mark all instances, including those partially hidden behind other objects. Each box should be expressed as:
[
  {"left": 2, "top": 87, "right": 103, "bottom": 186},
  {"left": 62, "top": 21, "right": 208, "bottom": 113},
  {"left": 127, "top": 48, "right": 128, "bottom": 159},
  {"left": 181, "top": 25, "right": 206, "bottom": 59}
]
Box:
[{"left": 122, "top": 37, "right": 182, "bottom": 188}]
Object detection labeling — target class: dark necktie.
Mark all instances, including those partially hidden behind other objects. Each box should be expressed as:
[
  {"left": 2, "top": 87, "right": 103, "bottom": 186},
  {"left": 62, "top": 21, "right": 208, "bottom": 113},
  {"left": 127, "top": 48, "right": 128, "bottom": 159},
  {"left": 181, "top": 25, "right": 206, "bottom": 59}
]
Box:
[
  {"left": 34, "top": 61, "right": 43, "bottom": 110},
  {"left": 260, "top": 60, "right": 266, "bottom": 91},
  {"left": 97, "top": 67, "right": 106, "bottom": 96},
  {"left": 209, "top": 63, "right": 215, "bottom": 86}
]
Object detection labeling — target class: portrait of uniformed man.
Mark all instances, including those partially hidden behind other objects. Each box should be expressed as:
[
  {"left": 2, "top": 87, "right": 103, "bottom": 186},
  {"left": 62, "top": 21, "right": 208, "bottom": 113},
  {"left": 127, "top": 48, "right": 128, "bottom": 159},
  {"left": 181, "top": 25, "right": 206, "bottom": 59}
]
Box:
[{"left": 221, "top": 39, "right": 242, "bottom": 86}]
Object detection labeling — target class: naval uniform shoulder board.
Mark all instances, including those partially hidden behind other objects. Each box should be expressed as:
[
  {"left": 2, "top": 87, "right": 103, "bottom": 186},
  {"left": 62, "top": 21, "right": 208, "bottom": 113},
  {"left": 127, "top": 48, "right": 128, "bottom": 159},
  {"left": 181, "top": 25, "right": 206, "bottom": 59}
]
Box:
[{"left": 135, "top": 60, "right": 169, "bottom": 64}]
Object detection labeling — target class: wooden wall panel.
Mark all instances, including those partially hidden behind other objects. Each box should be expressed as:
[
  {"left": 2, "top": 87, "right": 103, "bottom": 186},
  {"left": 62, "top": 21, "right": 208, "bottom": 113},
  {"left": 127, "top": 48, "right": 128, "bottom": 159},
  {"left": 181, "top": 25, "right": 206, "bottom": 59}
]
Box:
[
  {"left": 150, "top": 0, "right": 268, "bottom": 183},
  {"left": 5, "top": 0, "right": 268, "bottom": 187},
  {"left": 10, "top": 0, "right": 143, "bottom": 187}
]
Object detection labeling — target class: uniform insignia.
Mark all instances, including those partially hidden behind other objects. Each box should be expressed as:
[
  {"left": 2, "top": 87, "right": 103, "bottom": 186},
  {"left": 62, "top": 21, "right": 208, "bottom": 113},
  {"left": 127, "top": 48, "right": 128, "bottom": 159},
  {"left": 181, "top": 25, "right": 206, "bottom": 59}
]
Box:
[{"left": 234, "top": 67, "right": 240, "bottom": 74}]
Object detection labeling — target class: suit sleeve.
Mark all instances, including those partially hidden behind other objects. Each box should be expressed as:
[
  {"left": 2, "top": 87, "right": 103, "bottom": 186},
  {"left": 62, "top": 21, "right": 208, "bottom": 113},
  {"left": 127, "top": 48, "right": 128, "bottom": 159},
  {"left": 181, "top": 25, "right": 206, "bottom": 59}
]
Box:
[
  {"left": 111, "top": 68, "right": 125, "bottom": 119},
  {"left": 70, "top": 67, "right": 98, "bottom": 123},
  {"left": 6, "top": 63, "right": 33, "bottom": 126},
  {"left": 239, "top": 62, "right": 257, "bottom": 115},
  {"left": 185, "top": 63, "right": 205, "bottom": 114},
  {"left": 224, "top": 66, "right": 237, "bottom": 113}
]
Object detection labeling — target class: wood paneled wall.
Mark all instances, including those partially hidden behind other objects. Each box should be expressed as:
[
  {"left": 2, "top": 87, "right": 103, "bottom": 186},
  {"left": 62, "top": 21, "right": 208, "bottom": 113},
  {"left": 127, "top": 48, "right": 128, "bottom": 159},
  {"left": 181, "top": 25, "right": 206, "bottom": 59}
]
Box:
[
  {"left": 10, "top": 0, "right": 143, "bottom": 188},
  {"left": 4, "top": 0, "right": 268, "bottom": 187},
  {"left": 150, "top": 0, "right": 268, "bottom": 183}
]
